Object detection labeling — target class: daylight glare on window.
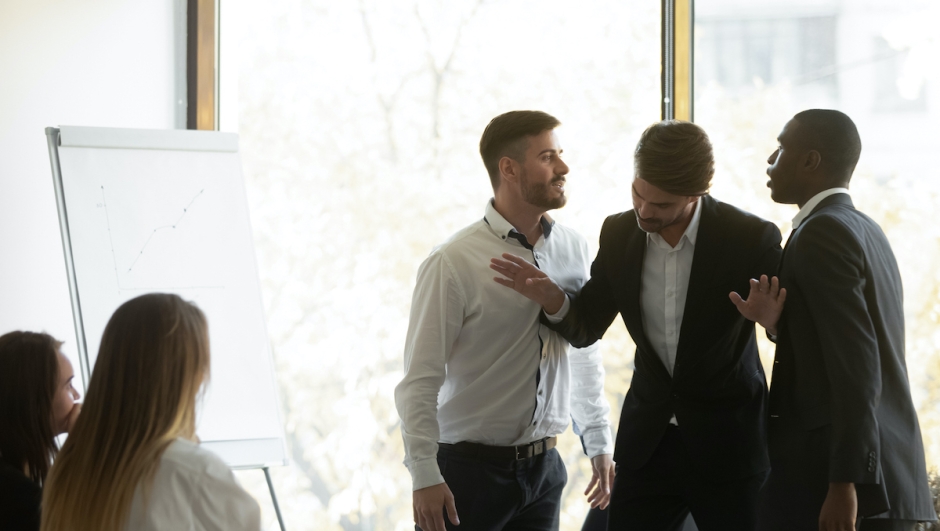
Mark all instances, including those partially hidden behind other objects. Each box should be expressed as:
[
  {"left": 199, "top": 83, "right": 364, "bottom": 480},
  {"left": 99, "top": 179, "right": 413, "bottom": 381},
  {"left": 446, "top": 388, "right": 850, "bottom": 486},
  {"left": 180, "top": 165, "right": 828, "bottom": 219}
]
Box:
[{"left": 223, "top": 0, "right": 940, "bottom": 529}]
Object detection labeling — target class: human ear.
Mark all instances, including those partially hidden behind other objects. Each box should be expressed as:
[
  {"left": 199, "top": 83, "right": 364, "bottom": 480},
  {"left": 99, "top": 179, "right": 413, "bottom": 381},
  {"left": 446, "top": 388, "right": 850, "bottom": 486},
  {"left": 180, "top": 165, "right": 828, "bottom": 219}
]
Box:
[
  {"left": 803, "top": 150, "right": 822, "bottom": 172},
  {"left": 498, "top": 156, "right": 519, "bottom": 184}
]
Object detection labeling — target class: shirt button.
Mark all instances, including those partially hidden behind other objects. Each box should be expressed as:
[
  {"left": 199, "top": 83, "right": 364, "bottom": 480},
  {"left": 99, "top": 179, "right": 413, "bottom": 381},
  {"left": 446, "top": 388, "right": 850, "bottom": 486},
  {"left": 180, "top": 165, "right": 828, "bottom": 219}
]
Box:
[{"left": 538, "top": 389, "right": 544, "bottom": 396}]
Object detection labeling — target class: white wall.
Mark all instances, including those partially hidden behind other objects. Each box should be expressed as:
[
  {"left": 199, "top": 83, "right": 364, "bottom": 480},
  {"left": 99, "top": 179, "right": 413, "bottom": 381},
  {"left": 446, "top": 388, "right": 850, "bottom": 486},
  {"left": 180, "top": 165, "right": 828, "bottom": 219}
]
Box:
[{"left": 0, "top": 0, "right": 180, "bottom": 388}]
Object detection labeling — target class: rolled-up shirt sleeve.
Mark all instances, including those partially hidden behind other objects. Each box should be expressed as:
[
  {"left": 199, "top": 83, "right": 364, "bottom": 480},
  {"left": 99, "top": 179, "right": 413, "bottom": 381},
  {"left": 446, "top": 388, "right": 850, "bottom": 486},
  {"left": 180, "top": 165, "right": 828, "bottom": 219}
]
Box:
[{"left": 394, "top": 251, "right": 465, "bottom": 490}]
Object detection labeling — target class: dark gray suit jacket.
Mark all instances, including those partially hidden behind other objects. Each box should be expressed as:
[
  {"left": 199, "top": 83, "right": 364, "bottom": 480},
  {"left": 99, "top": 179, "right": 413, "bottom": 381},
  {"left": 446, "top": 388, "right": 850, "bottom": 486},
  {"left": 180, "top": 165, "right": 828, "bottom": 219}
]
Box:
[
  {"left": 546, "top": 195, "right": 782, "bottom": 482},
  {"left": 766, "top": 193, "right": 936, "bottom": 521}
]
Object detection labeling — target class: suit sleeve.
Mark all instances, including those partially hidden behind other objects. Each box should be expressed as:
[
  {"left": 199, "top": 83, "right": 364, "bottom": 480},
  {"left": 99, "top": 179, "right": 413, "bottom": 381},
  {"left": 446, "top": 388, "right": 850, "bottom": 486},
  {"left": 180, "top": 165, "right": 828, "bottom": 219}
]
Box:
[
  {"left": 792, "top": 216, "right": 881, "bottom": 485},
  {"left": 543, "top": 217, "right": 620, "bottom": 348},
  {"left": 755, "top": 220, "right": 783, "bottom": 277}
]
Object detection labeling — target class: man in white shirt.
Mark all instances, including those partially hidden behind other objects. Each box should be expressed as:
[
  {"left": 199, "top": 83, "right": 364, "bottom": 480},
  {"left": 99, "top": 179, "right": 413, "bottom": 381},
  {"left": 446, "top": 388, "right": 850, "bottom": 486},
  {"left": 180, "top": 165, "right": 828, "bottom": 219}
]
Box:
[
  {"left": 395, "top": 110, "right": 615, "bottom": 531},
  {"left": 491, "top": 121, "right": 782, "bottom": 531}
]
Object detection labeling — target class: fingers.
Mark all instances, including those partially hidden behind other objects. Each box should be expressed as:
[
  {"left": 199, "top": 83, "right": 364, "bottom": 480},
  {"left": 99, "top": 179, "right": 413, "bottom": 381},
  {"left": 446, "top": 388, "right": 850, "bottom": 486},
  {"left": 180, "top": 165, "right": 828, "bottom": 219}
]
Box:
[
  {"left": 66, "top": 403, "right": 82, "bottom": 433},
  {"left": 500, "top": 253, "right": 530, "bottom": 267},
  {"left": 778, "top": 287, "right": 787, "bottom": 304},
  {"left": 444, "top": 494, "right": 460, "bottom": 526},
  {"left": 489, "top": 259, "right": 514, "bottom": 277},
  {"left": 729, "top": 291, "right": 744, "bottom": 307},
  {"left": 584, "top": 472, "right": 599, "bottom": 496},
  {"left": 526, "top": 277, "right": 554, "bottom": 287},
  {"left": 493, "top": 276, "right": 514, "bottom": 288},
  {"left": 598, "top": 464, "right": 611, "bottom": 496},
  {"left": 418, "top": 507, "right": 446, "bottom": 531}
]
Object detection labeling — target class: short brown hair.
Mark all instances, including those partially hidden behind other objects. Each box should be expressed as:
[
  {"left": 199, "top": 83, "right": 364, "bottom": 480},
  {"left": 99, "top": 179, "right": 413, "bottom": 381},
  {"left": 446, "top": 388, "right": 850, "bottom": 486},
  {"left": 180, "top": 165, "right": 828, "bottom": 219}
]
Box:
[
  {"left": 634, "top": 120, "right": 714, "bottom": 196},
  {"left": 479, "top": 111, "right": 561, "bottom": 190}
]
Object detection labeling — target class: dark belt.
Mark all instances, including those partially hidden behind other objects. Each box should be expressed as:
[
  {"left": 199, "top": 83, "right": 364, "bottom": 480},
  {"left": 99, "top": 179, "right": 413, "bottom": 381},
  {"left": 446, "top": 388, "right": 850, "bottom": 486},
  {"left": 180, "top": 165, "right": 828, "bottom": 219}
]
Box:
[{"left": 439, "top": 436, "right": 557, "bottom": 461}]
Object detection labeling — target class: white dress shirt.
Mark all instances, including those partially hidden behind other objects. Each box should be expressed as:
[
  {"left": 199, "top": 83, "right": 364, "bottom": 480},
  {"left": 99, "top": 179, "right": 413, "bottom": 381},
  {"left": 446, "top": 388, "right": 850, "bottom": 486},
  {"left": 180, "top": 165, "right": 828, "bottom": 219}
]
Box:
[
  {"left": 549, "top": 201, "right": 702, "bottom": 425},
  {"left": 395, "top": 200, "right": 614, "bottom": 491},
  {"left": 791, "top": 188, "right": 850, "bottom": 229},
  {"left": 123, "top": 438, "right": 261, "bottom": 531},
  {"left": 640, "top": 200, "right": 702, "bottom": 380}
]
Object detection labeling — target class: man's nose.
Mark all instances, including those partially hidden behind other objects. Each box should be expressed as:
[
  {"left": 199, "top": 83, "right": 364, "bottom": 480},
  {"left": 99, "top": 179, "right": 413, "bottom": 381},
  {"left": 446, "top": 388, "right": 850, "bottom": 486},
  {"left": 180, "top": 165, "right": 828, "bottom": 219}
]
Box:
[
  {"left": 636, "top": 201, "right": 652, "bottom": 218},
  {"left": 768, "top": 149, "right": 778, "bottom": 164},
  {"left": 557, "top": 158, "right": 569, "bottom": 175}
]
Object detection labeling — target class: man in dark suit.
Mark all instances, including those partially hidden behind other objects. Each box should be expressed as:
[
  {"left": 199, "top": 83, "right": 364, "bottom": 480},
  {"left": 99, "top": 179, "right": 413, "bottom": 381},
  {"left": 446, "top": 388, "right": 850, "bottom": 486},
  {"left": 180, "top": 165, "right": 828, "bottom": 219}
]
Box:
[
  {"left": 731, "top": 109, "right": 937, "bottom": 531},
  {"left": 490, "top": 120, "right": 782, "bottom": 530}
]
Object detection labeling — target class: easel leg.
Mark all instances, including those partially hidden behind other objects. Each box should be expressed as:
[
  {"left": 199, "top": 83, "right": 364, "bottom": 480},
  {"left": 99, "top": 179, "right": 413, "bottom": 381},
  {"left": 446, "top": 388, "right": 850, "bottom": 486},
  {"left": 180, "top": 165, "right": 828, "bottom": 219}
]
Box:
[{"left": 263, "top": 466, "right": 287, "bottom": 531}]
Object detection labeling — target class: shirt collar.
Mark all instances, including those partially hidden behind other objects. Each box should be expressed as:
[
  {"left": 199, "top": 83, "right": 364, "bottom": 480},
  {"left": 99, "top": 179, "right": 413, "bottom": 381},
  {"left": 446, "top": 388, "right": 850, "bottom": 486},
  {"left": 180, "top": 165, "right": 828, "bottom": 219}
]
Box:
[
  {"left": 483, "top": 199, "right": 555, "bottom": 243},
  {"left": 647, "top": 197, "right": 703, "bottom": 250},
  {"left": 792, "top": 188, "right": 850, "bottom": 229}
]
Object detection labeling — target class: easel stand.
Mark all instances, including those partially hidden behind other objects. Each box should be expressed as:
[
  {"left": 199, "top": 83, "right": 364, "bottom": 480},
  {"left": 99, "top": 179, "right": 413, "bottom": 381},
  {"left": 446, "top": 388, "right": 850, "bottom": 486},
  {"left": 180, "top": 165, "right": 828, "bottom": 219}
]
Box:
[{"left": 263, "top": 467, "right": 287, "bottom": 531}]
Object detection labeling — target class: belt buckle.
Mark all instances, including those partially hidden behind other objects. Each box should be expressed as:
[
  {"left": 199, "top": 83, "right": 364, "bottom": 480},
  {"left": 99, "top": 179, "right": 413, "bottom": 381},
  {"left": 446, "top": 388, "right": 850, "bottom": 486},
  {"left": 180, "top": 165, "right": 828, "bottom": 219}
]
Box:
[{"left": 514, "top": 445, "right": 522, "bottom": 460}]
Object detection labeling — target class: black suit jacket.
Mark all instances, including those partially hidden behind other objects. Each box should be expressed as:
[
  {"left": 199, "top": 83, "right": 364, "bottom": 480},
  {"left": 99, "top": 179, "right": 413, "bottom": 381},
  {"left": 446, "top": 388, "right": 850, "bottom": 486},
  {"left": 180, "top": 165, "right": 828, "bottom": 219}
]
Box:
[
  {"left": 767, "top": 193, "right": 936, "bottom": 520},
  {"left": 546, "top": 195, "right": 782, "bottom": 481}
]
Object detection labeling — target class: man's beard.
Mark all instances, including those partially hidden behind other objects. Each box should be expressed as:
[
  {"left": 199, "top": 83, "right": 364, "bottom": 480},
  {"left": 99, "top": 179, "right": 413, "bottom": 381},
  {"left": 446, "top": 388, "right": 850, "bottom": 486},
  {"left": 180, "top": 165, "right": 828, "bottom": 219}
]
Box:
[
  {"left": 634, "top": 212, "right": 664, "bottom": 234},
  {"left": 634, "top": 210, "right": 686, "bottom": 234},
  {"left": 520, "top": 169, "right": 567, "bottom": 210}
]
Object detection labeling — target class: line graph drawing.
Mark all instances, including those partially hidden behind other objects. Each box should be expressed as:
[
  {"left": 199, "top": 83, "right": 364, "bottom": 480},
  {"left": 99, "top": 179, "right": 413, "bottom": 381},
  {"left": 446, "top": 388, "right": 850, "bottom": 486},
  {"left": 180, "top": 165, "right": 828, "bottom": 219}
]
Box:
[
  {"left": 100, "top": 186, "right": 120, "bottom": 288},
  {"left": 99, "top": 186, "right": 222, "bottom": 292},
  {"left": 126, "top": 188, "right": 204, "bottom": 272}
]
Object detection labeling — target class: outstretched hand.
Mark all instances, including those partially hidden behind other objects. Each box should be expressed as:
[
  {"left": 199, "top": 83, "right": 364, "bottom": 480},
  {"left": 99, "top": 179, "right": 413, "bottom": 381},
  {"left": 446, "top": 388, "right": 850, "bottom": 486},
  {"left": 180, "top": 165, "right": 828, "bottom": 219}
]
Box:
[
  {"left": 729, "top": 275, "right": 787, "bottom": 335},
  {"left": 490, "top": 253, "right": 566, "bottom": 315}
]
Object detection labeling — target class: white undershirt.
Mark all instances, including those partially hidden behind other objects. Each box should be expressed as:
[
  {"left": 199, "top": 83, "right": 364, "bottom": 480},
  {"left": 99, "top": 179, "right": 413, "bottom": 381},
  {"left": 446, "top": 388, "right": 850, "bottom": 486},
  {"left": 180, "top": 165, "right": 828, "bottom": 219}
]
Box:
[{"left": 549, "top": 201, "right": 702, "bottom": 425}]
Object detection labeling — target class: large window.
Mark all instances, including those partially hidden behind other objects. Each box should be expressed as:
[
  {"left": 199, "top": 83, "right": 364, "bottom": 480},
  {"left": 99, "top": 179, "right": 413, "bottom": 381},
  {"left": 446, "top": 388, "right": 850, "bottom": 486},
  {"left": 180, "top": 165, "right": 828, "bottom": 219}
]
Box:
[
  {"left": 695, "top": 0, "right": 940, "bottom": 471},
  {"left": 221, "top": 1, "right": 938, "bottom": 528},
  {"left": 226, "top": 1, "right": 660, "bottom": 529}
]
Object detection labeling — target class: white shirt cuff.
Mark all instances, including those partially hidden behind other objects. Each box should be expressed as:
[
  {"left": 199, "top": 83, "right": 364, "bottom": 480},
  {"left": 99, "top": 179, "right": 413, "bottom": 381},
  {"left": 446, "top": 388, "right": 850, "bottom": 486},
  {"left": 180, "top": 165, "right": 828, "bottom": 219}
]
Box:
[
  {"left": 408, "top": 457, "right": 446, "bottom": 491},
  {"left": 580, "top": 425, "right": 614, "bottom": 458},
  {"left": 543, "top": 294, "right": 571, "bottom": 323}
]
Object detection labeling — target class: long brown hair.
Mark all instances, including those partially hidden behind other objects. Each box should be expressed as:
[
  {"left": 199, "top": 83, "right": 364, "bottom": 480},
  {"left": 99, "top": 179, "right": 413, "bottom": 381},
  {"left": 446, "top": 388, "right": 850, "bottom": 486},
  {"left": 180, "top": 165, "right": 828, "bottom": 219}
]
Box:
[
  {"left": 41, "top": 293, "right": 210, "bottom": 531},
  {"left": 0, "top": 331, "right": 63, "bottom": 484}
]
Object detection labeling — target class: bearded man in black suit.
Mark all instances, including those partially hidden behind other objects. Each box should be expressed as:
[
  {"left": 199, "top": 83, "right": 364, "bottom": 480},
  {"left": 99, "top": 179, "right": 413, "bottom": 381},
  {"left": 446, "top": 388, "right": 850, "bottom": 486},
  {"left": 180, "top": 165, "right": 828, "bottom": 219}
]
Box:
[
  {"left": 731, "top": 109, "right": 937, "bottom": 531},
  {"left": 491, "top": 120, "right": 781, "bottom": 531}
]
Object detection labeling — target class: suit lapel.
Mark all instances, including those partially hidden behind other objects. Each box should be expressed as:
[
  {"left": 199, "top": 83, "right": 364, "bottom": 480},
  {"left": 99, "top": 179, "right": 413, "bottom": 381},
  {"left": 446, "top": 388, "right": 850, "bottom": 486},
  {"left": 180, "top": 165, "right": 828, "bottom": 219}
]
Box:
[
  {"left": 619, "top": 216, "right": 672, "bottom": 380},
  {"left": 676, "top": 196, "right": 722, "bottom": 353}
]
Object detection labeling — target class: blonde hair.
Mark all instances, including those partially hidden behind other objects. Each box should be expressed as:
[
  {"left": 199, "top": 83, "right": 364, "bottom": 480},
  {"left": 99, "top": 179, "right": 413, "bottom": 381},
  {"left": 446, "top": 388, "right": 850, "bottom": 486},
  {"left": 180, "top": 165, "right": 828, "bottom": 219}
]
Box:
[{"left": 41, "top": 293, "right": 210, "bottom": 531}]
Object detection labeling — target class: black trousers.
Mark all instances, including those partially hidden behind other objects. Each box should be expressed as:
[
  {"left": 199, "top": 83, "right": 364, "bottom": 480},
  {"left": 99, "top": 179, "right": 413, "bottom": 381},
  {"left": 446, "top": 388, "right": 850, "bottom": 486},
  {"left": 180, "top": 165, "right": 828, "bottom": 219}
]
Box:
[
  {"left": 425, "top": 445, "right": 567, "bottom": 531},
  {"left": 606, "top": 425, "right": 768, "bottom": 531}
]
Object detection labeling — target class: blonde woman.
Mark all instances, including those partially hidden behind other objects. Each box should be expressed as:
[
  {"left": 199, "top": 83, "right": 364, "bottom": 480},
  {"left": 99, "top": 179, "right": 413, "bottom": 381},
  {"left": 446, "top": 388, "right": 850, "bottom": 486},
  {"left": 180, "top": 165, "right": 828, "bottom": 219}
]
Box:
[{"left": 41, "top": 293, "right": 260, "bottom": 531}]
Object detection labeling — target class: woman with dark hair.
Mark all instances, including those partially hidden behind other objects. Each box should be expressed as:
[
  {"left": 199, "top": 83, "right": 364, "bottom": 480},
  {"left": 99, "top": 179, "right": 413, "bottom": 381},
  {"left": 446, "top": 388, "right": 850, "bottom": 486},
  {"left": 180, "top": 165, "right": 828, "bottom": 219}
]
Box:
[
  {"left": 0, "top": 331, "right": 81, "bottom": 530},
  {"left": 42, "top": 293, "right": 260, "bottom": 531}
]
